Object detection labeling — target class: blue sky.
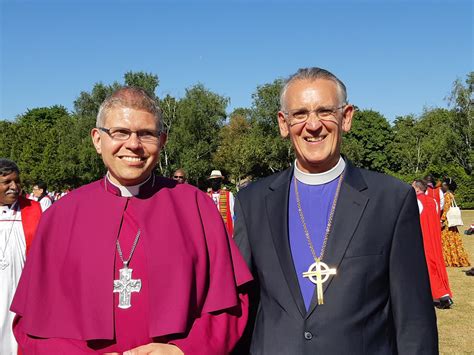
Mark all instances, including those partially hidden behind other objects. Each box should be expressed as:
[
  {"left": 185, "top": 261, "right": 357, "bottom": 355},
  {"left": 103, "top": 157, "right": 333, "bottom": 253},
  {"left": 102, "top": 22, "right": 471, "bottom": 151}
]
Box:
[{"left": 1, "top": 0, "right": 472, "bottom": 122}]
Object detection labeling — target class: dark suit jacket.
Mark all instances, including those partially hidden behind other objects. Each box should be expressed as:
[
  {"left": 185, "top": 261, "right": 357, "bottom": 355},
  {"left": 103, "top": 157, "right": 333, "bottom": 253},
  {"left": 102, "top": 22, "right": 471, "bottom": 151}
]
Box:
[{"left": 234, "top": 160, "right": 438, "bottom": 354}]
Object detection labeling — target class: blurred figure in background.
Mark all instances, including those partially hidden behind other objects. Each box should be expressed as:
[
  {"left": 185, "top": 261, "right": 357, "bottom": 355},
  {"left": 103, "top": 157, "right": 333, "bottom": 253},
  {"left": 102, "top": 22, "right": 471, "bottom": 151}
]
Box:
[
  {"left": 440, "top": 178, "right": 470, "bottom": 267},
  {"left": 412, "top": 179, "right": 453, "bottom": 309},
  {"left": 424, "top": 174, "right": 444, "bottom": 215},
  {"left": 172, "top": 168, "right": 187, "bottom": 184},
  {"left": 0, "top": 159, "right": 41, "bottom": 355},
  {"left": 32, "top": 181, "right": 53, "bottom": 211},
  {"left": 207, "top": 170, "right": 234, "bottom": 236}
]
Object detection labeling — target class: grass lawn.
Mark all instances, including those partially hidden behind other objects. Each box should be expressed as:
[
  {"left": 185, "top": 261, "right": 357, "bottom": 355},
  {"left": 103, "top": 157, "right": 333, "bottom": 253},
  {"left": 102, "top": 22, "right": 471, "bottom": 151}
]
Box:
[{"left": 437, "top": 210, "right": 474, "bottom": 354}]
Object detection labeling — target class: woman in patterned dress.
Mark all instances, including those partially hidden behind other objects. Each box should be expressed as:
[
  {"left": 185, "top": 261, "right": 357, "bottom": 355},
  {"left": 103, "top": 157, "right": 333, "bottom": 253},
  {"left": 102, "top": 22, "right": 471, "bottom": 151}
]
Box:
[{"left": 440, "top": 178, "right": 471, "bottom": 267}]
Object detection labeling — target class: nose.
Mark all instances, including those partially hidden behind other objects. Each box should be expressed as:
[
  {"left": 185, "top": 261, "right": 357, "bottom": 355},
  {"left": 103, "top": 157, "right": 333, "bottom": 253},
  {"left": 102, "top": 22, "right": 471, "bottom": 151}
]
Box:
[
  {"left": 304, "top": 113, "right": 323, "bottom": 130},
  {"left": 8, "top": 180, "right": 19, "bottom": 191},
  {"left": 124, "top": 132, "right": 142, "bottom": 149}
]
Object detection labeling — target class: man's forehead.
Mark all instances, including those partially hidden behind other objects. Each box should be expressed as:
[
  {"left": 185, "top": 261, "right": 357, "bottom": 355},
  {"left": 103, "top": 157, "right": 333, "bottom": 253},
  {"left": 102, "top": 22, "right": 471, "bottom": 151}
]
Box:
[
  {"left": 103, "top": 106, "right": 159, "bottom": 127},
  {"left": 0, "top": 172, "right": 19, "bottom": 181},
  {"left": 285, "top": 79, "right": 339, "bottom": 104}
]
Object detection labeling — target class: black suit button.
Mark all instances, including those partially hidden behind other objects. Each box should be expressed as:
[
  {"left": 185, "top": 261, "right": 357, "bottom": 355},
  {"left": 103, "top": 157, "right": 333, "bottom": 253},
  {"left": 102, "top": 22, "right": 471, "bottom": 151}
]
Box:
[{"left": 304, "top": 331, "right": 313, "bottom": 340}]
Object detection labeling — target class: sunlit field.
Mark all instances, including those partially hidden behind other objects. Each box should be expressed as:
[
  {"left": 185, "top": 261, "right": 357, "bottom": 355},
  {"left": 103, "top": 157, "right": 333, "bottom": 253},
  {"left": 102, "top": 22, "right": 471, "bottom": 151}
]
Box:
[{"left": 437, "top": 210, "right": 474, "bottom": 354}]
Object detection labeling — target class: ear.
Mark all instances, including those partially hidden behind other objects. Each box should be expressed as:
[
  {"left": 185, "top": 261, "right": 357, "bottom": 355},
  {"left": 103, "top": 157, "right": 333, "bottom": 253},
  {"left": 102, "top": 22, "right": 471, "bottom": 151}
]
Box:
[
  {"left": 91, "top": 128, "right": 102, "bottom": 154},
  {"left": 278, "top": 111, "right": 289, "bottom": 138},
  {"left": 159, "top": 132, "right": 167, "bottom": 149},
  {"left": 341, "top": 105, "right": 354, "bottom": 133}
]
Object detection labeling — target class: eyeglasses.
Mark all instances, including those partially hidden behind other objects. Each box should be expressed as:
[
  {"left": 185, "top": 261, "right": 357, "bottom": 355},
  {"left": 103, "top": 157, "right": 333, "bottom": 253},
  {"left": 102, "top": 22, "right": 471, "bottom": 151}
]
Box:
[
  {"left": 283, "top": 105, "right": 347, "bottom": 126},
  {"left": 97, "top": 127, "right": 161, "bottom": 143},
  {"left": 173, "top": 176, "right": 185, "bottom": 180}
]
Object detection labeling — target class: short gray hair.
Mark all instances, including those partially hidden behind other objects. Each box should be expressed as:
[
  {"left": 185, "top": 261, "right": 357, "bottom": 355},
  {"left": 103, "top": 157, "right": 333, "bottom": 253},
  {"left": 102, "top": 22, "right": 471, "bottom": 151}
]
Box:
[
  {"left": 280, "top": 67, "right": 348, "bottom": 110},
  {"left": 96, "top": 86, "right": 163, "bottom": 132},
  {"left": 413, "top": 179, "right": 428, "bottom": 192},
  {"left": 0, "top": 158, "right": 20, "bottom": 177}
]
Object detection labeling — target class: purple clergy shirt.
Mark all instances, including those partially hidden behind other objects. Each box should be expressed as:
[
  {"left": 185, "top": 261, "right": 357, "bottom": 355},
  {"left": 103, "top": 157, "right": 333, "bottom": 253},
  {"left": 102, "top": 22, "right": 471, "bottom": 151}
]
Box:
[{"left": 288, "top": 175, "right": 339, "bottom": 310}]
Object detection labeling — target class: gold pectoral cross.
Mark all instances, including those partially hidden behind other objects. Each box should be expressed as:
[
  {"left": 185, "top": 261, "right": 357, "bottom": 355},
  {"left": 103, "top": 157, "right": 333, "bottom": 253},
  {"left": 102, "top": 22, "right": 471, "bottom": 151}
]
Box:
[{"left": 302, "top": 258, "right": 337, "bottom": 305}]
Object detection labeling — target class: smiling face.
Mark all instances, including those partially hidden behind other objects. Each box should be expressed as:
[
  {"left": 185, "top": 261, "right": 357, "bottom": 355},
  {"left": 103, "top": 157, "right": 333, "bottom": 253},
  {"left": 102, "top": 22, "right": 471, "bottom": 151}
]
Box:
[
  {"left": 0, "top": 172, "right": 20, "bottom": 206},
  {"left": 91, "top": 106, "right": 166, "bottom": 186},
  {"left": 278, "top": 78, "right": 354, "bottom": 173}
]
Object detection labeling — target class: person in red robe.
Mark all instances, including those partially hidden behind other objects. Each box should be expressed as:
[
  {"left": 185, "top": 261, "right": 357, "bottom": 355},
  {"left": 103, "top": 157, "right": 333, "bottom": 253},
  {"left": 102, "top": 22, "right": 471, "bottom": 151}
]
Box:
[
  {"left": 11, "top": 87, "right": 252, "bottom": 354},
  {"left": 412, "top": 179, "right": 453, "bottom": 309},
  {"left": 207, "top": 170, "right": 234, "bottom": 236},
  {"left": 424, "top": 174, "right": 444, "bottom": 216},
  {"left": 1, "top": 159, "right": 42, "bottom": 355}
]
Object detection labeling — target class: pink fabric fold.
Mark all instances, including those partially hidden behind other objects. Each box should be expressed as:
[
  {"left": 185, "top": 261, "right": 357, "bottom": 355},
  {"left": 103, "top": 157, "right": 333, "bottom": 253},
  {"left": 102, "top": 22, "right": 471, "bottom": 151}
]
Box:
[{"left": 11, "top": 177, "right": 252, "bottom": 342}]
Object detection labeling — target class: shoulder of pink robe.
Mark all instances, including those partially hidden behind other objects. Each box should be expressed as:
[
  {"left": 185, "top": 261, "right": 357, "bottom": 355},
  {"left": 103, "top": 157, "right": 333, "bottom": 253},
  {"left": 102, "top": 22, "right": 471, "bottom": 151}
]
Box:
[{"left": 12, "top": 177, "right": 252, "bottom": 344}]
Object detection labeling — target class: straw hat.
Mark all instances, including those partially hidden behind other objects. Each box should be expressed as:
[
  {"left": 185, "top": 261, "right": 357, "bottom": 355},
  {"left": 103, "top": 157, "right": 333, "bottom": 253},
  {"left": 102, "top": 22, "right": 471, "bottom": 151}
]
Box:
[{"left": 209, "top": 170, "right": 224, "bottom": 179}]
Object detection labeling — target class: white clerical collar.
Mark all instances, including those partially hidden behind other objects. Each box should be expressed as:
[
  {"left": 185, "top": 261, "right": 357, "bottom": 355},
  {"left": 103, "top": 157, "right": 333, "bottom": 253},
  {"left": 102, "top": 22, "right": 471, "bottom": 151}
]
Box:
[
  {"left": 106, "top": 172, "right": 151, "bottom": 197},
  {"left": 294, "top": 157, "right": 346, "bottom": 185}
]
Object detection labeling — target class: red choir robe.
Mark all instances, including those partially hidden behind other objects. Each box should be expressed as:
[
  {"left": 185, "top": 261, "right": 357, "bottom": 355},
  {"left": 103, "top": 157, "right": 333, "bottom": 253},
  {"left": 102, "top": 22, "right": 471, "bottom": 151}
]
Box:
[
  {"left": 207, "top": 189, "right": 234, "bottom": 237},
  {"left": 426, "top": 186, "right": 441, "bottom": 216},
  {"left": 11, "top": 175, "right": 252, "bottom": 354},
  {"left": 416, "top": 193, "right": 452, "bottom": 299},
  {"left": 18, "top": 196, "right": 42, "bottom": 256}
]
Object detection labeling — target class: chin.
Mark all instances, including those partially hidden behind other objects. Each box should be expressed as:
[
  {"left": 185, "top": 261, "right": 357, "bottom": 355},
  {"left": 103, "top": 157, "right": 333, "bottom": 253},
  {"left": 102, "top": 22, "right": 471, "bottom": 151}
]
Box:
[{"left": 4, "top": 197, "right": 18, "bottom": 205}]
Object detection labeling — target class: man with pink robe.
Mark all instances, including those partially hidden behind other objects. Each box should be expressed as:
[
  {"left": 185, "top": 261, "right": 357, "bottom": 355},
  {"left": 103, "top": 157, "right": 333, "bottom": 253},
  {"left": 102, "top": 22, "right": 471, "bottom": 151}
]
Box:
[{"left": 11, "top": 87, "right": 252, "bottom": 354}]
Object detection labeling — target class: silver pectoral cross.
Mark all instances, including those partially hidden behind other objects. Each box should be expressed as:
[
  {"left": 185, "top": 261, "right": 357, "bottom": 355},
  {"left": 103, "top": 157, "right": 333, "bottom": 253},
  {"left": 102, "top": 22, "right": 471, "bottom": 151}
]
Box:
[
  {"left": 302, "top": 258, "right": 336, "bottom": 305},
  {"left": 113, "top": 263, "right": 142, "bottom": 309}
]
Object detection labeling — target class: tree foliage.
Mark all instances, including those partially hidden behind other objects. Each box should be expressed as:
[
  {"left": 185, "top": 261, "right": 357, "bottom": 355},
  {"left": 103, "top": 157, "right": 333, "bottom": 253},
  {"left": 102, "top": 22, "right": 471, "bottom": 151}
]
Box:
[
  {"left": 249, "top": 80, "right": 293, "bottom": 175},
  {"left": 342, "top": 109, "right": 392, "bottom": 172},
  {"left": 165, "top": 84, "right": 229, "bottom": 186},
  {"left": 213, "top": 109, "right": 261, "bottom": 185},
  {"left": 1, "top": 71, "right": 472, "bottom": 206},
  {"left": 446, "top": 72, "right": 473, "bottom": 174}
]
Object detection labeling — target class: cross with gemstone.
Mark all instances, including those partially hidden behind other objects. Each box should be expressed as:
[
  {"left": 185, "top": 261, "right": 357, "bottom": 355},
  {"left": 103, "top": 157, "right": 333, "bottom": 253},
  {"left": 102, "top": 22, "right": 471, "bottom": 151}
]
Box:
[
  {"left": 113, "top": 265, "right": 142, "bottom": 309},
  {"left": 302, "top": 258, "right": 337, "bottom": 305}
]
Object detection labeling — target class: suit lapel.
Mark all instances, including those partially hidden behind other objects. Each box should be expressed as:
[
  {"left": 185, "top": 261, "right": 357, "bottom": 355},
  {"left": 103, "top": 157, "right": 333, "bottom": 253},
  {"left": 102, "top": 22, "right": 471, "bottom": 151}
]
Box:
[
  {"left": 306, "top": 162, "right": 369, "bottom": 317},
  {"left": 266, "top": 168, "right": 307, "bottom": 317}
]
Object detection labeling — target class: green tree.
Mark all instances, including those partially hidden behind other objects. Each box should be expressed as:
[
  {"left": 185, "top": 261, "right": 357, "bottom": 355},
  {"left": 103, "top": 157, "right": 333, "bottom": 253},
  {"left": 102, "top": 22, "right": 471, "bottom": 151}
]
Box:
[
  {"left": 0, "top": 121, "right": 16, "bottom": 158},
  {"left": 447, "top": 72, "right": 473, "bottom": 174},
  {"left": 388, "top": 115, "right": 424, "bottom": 174},
  {"left": 166, "top": 84, "right": 229, "bottom": 185},
  {"left": 249, "top": 79, "right": 292, "bottom": 176},
  {"left": 74, "top": 82, "right": 122, "bottom": 118},
  {"left": 342, "top": 110, "right": 392, "bottom": 172},
  {"left": 157, "top": 94, "right": 179, "bottom": 176},
  {"left": 73, "top": 71, "right": 159, "bottom": 119},
  {"left": 416, "top": 108, "right": 457, "bottom": 171},
  {"left": 213, "top": 109, "right": 266, "bottom": 185},
  {"left": 4, "top": 106, "right": 71, "bottom": 189},
  {"left": 124, "top": 71, "right": 159, "bottom": 98}
]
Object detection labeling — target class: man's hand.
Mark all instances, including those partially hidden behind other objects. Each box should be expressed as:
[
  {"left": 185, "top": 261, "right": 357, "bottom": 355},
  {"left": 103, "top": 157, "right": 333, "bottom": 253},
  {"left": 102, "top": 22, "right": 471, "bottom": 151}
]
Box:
[{"left": 123, "top": 343, "right": 184, "bottom": 355}]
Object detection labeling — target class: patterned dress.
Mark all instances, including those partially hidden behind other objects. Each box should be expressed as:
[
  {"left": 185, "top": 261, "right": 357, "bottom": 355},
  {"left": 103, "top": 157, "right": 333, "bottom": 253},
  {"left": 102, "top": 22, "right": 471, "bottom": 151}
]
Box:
[{"left": 440, "top": 191, "right": 471, "bottom": 267}]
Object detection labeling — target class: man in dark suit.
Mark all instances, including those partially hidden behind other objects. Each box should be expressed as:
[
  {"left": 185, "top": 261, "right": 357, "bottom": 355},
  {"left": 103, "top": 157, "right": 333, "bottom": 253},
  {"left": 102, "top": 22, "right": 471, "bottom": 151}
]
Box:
[{"left": 234, "top": 68, "right": 438, "bottom": 354}]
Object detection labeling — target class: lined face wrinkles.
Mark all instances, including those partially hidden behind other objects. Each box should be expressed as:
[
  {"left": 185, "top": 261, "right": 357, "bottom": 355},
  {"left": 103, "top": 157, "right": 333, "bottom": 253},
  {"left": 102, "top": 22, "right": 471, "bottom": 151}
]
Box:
[{"left": 278, "top": 79, "right": 353, "bottom": 174}]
